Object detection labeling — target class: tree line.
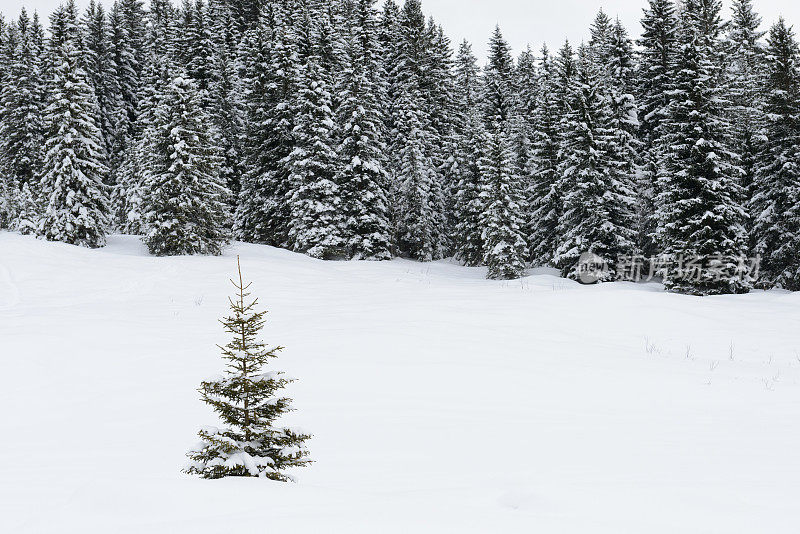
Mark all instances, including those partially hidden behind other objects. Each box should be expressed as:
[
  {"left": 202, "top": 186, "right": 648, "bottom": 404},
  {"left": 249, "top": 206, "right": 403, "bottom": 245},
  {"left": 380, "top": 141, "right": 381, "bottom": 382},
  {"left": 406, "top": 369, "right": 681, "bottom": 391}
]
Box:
[{"left": 1, "top": 0, "right": 799, "bottom": 295}]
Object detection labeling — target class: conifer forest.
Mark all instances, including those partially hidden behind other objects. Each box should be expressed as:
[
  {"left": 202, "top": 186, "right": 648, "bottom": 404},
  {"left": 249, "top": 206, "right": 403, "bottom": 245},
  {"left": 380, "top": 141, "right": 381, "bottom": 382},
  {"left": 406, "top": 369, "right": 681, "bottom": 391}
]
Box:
[{"left": 1, "top": 0, "right": 799, "bottom": 294}]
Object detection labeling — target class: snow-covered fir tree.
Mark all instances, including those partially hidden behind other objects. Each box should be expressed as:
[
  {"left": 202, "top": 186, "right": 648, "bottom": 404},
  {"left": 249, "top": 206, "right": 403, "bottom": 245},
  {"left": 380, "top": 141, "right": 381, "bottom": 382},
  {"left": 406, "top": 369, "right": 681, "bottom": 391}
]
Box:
[
  {"left": 656, "top": 0, "right": 751, "bottom": 295},
  {"left": 554, "top": 47, "right": 637, "bottom": 281},
  {"left": 113, "top": 0, "right": 146, "bottom": 139},
  {"left": 479, "top": 27, "right": 528, "bottom": 280},
  {"left": 185, "top": 258, "right": 311, "bottom": 480},
  {"left": 480, "top": 121, "right": 528, "bottom": 280},
  {"left": 422, "top": 21, "right": 456, "bottom": 253},
  {"left": 637, "top": 0, "right": 678, "bottom": 257},
  {"left": 603, "top": 19, "right": 644, "bottom": 260},
  {"left": 512, "top": 44, "right": 538, "bottom": 147},
  {"left": 377, "top": 0, "right": 402, "bottom": 167},
  {"left": 286, "top": 5, "right": 345, "bottom": 260},
  {"left": 207, "top": 0, "right": 244, "bottom": 198},
  {"left": 0, "top": 177, "right": 17, "bottom": 229},
  {"left": 510, "top": 45, "right": 537, "bottom": 209},
  {"left": 15, "top": 180, "right": 39, "bottom": 234},
  {"left": 451, "top": 40, "right": 485, "bottom": 266},
  {"left": 0, "top": 9, "right": 45, "bottom": 209},
  {"left": 589, "top": 9, "right": 613, "bottom": 66},
  {"left": 114, "top": 0, "right": 175, "bottom": 233},
  {"left": 83, "top": 0, "right": 126, "bottom": 176},
  {"left": 528, "top": 45, "right": 562, "bottom": 267},
  {"left": 393, "top": 89, "right": 440, "bottom": 260},
  {"left": 750, "top": 18, "right": 800, "bottom": 290},
  {"left": 335, "top": 0, "right": 393, "bottom": 261},
  {"left": 390, "top": 0, "right": 446, "bottom": 260},
  {"left": 177, "top": 0, "right": 215, "bottom": 111},
  {"left": 234, "top": 3, "right": 297, "bottom": 247},
  {"left": 725, "top": 0, "right": 766, "bottom": 211},
  {"left": 139, "top": 74, "right": 230, "bottom": 256},
  {"left": 38, "top": 2, "right": 110, "bottom": 248}
]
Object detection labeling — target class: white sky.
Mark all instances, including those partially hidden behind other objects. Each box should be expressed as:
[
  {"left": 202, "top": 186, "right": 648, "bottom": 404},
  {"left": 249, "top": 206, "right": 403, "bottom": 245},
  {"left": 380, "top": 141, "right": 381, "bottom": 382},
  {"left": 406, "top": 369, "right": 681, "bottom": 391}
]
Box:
[{"left": 2, "top": 0, "right": 799, "bottom": 61}]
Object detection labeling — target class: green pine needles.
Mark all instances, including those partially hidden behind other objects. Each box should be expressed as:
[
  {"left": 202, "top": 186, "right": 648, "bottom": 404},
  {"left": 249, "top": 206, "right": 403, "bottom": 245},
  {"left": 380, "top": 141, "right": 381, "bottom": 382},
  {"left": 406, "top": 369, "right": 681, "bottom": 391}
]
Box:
[{"left": 184, "top": 257, "right": 311, "bottom": 481}]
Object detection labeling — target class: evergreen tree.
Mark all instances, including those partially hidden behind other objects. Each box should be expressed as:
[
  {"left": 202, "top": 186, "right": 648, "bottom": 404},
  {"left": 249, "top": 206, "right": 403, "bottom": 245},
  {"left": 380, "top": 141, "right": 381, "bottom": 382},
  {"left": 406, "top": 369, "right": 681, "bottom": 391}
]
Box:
[
  {"left": 725, "top": 0, "right": 766, "bottom": 210},
  {"left": 390, "top": 0, "right": 446, "bottom": 260},
  {"left": 480, "top": 121, "right": 528, "bottom": 280},
  {"left": 83, "top": 0, "right": 126, "bottom": 176},
  {"left": 637, "top": 0, "right": 678, "bottom": 256},
  {"left": 751, "top": 19, "right": 800, "bottom": 289},
  {"left": 604, "top": 19, "right": 643, "bottom": 260},
  {"left": 178, "top": 0, "right": 215, "bottom": 110},
  {"left": 394, "top": 87, "right": 439, "bottom": 260},
  {"left": 528, "top": 45, "right": 562, "bottom": 266},
  {"left": 335, "top": 0, "right": 393, "bottom": 260},
  {"left": 114, "top": 0, "right": 176, "bottom": 233},
  {"left": 140, "top": 74, "right": 230, "bottom": 256},
  {"left": 185, "top": 258, "right": 311, "bottom": 480},
  {"left": 656, "top": 0, "right": 750, "bottom": 295},
  {"left": 589, "top": 9, "right": 613, "bottom": 65},
  {"left": 453, "top": 108, "right": 487, "bottom": 267},
  {"left": 482, "top": 26, "right": 515, "bottom": 127},
  {"left": 553, "top": 40, "right": 578, "bottom": 129},
  {"left": 286, "top": 5, "right": 345, "bottom": 259},
  {"left": 0, "top": 176, "right": 18, "bottom": 230},
  {"left": 15, "top": 180, "right": 39, "bottom": 234},
  {"left": 452, "top": 40, "right": 481, "bottom": 130},
  {"left": 234, "top": 4, "right": 297, "bottom": 247},
  {"left": 38, "top": 3, "right": 110, "bottom": 248},
  {"left": 554, "top": 48, "right": 637, "bottom": 281},
  {"left": 107, "top": 1, "right": 137, "bottom": 163},
  {"left": 116, "top": 0, "right": 146, "bottom": 135},
  {"left": 479, "top": 26, "right": 528, "bottom": 279},
  {"left": 377, "top": 0, "right": 402, "bottom": 164},
  {"left": 46, "top": 0, "right": 84, "bottom": 67},
  {"left": 510, "top": 46, "right": 537, "bottom": 212},
  {"left": 208, "top": 0, "right": 244, "bottom": 198},
  {"left": 0, "top": 9, "right": 45, "bottom": 193},
  {"left": 0, "top": 14, "right": 6, "bottom": 80},
  {"left": 233, "top": 12, "right": 274, "bottom": 243},
  {"left": 422, "top": 20, "right": 456, "bottom": 234},
  {"left": 451, "top": 41, "right": 485, "bottom": 266}
]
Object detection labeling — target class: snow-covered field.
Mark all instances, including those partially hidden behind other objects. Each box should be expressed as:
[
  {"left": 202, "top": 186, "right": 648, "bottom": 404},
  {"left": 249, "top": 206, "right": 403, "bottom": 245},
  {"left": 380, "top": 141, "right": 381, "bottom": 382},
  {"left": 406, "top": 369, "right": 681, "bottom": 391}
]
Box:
[{"left": 1, "top": 231, "right": 799, "bottom": 533}]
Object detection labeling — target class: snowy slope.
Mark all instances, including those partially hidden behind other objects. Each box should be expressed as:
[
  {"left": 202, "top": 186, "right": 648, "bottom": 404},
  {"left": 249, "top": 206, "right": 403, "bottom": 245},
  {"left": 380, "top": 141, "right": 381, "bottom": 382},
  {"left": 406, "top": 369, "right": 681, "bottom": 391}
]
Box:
[{"left": 1, "top": 231, "right": 799, "bottom": 533}]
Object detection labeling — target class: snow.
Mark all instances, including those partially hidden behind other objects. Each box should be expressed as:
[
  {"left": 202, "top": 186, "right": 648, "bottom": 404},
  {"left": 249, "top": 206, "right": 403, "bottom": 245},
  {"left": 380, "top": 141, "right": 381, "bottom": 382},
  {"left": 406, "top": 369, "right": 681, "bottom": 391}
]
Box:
[{"left": 1, "top": 231, "right": 799, "bottom": 533}]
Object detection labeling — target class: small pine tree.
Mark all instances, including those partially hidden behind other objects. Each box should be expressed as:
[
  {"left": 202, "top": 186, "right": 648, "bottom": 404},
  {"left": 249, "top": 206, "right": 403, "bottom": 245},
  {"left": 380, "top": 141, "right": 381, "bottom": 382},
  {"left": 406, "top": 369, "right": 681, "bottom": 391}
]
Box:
[{"left": 185, "top": 258, "right": 311, "bottom": 480}]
